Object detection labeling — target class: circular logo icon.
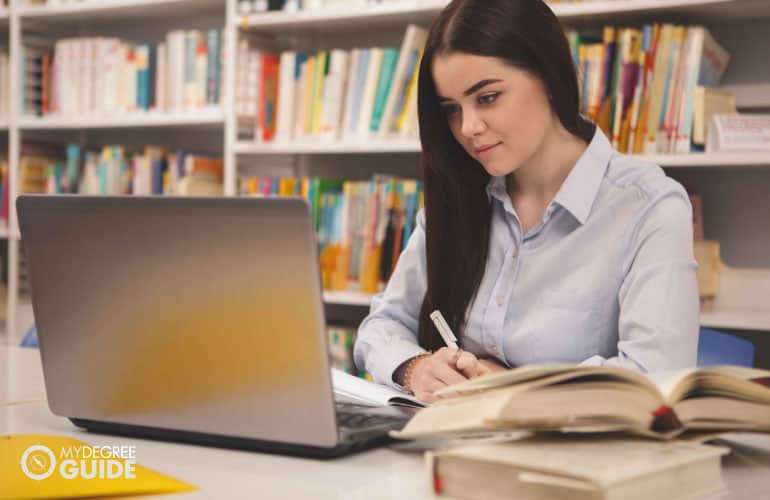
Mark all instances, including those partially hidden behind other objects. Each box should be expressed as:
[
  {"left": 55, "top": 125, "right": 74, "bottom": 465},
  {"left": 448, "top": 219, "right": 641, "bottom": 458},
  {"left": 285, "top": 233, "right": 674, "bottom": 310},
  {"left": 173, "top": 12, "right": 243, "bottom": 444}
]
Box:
[{"left": 21, "top": 445, "right": 57, "bottom": 481}]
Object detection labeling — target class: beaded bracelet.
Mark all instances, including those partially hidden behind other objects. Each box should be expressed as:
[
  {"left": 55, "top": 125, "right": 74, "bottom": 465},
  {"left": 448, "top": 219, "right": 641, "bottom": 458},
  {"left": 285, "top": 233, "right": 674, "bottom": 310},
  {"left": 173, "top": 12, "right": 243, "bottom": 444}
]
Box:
[{"left": 403, "top": 353, "right": 431, "bottom": 394}]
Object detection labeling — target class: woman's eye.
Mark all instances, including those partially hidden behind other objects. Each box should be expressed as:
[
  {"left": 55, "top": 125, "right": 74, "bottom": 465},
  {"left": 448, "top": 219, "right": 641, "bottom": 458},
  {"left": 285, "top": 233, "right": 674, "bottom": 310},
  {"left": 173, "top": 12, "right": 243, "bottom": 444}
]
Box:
[{"left": 478, "top": 92, "right": 499, "bottom": 105}]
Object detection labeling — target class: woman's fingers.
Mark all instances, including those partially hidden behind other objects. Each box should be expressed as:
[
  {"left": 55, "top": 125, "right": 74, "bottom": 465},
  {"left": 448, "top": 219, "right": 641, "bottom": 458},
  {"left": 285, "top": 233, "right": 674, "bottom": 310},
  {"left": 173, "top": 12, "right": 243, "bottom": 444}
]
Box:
[
  {"left": 455, "top": 351, "right": 481, "bottom": 378},
  {"left": 432, "top": 361, "right": 468, "bottom": 386}
]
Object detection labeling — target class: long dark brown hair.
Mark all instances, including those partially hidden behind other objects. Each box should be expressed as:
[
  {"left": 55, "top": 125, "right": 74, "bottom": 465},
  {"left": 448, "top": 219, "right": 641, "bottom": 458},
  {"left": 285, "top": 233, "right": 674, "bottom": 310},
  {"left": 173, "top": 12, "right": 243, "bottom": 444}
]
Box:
[{"left": 416, "top": 0, "right": 595, "bottom": 351}]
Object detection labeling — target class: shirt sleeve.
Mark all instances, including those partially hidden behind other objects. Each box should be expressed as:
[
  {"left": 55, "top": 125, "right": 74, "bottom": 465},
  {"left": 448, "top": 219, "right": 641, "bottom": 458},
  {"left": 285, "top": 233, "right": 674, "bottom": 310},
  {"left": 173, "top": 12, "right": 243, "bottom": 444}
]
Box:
[
  {"left": 580, "top": 186, "right": 700, "bottom": 372},
  {"left": 354, "top": 209, "right": 429, "bottom": 389}
]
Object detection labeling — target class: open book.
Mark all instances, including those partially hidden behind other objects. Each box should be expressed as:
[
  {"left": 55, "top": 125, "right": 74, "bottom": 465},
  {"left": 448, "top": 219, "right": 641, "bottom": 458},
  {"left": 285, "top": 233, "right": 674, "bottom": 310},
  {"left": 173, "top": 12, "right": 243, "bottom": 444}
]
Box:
[
  {"left": 331, "top": 368, "right": 425, "bottom": 408},
  {"left": 428, "top": 435, "right": 728, "bottom": 500},
  {"left": 392, "top": 364, "right": 770, "bottom": 440}
]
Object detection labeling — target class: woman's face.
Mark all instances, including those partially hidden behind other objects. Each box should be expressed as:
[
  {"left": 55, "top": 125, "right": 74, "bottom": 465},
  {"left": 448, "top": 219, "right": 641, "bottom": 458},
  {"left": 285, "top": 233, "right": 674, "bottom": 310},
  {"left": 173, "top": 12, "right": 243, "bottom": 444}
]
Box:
[{"left": 431, "top": 52, "right": 555, "bottom": 177}]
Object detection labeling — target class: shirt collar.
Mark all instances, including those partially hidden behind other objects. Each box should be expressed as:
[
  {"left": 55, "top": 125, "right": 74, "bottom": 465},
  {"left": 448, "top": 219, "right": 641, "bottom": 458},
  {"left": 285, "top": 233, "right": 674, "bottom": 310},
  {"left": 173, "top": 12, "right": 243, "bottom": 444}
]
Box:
[
  {"left": 552, "top": 126, "right": 612, "bottom": 225},
  {"left": 485, "top": 126, "right": 612, "bottom": 226}
]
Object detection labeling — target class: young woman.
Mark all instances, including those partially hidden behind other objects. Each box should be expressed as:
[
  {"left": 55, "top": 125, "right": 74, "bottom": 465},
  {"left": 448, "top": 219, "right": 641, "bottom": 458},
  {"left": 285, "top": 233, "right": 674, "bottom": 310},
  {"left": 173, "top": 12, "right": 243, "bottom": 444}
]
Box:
[{"left": 354, "top": 0, "right": 699, "bottom": 403}]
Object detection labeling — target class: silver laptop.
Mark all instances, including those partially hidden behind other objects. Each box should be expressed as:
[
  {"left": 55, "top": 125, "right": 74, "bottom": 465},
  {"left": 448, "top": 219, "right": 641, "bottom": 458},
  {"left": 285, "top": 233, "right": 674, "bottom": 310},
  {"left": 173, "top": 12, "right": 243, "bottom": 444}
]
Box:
[{"left": 18, "top": 195, "right": 410, "bottom": 458}]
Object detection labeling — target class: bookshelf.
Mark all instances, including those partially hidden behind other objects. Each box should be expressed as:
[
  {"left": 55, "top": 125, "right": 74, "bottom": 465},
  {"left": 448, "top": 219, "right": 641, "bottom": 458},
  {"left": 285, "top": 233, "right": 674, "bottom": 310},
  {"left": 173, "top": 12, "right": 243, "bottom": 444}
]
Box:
[
  {"left": 1, "top": 0, "right": 770, "bottom": 348},
  {"left": 1, "top": 0, "right": 228, "bottom": 345},
  {"left": 230, "top": 0, "right": 770, "bottom": 352}
]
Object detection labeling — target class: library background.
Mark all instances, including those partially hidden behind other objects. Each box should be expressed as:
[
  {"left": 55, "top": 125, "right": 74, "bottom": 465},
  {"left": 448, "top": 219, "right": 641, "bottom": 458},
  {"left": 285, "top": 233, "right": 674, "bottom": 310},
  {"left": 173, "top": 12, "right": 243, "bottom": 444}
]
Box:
[{"left": 0, "top": 0, "right": 768, "bottom": 372}]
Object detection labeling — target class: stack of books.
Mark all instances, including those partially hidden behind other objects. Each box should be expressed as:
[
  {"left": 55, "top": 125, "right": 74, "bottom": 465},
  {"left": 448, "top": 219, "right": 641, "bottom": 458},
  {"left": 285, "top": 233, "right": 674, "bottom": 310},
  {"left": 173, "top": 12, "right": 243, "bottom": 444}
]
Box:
[{"left": 386, "top": 363, "right": 770, "bottom": 499}]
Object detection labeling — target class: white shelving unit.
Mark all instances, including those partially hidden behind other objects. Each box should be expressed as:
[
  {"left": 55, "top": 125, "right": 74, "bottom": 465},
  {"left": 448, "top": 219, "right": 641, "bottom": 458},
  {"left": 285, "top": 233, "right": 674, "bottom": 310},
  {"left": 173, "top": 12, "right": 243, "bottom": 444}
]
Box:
[
  {"left": 1, "top": 0, "right": 228, "bottom": 345},
  {"left": 239, "top": 0, "right": 770, "bottom": 30},
  {"left": 231, "top": 0, "right": 770, "bottom": 348},
  {"left": 323, "top": 291, "right": 376, "bottom": 308},
  {"left": 17, "top": 110, "right": 225, "bottom": 130},
  {"left": 16, "top": 0, "right": 222, "bottom": 21},
  {"left": 2, "top": 0, "right": 770, "bottom": 346}
]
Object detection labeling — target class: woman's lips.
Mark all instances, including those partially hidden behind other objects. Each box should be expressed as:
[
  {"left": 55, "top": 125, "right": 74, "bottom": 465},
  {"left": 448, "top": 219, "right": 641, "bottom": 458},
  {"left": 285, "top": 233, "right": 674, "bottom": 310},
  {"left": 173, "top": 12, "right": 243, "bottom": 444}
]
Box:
[{"left": 475, "top": 142, "right": 501, "bottom": 158}]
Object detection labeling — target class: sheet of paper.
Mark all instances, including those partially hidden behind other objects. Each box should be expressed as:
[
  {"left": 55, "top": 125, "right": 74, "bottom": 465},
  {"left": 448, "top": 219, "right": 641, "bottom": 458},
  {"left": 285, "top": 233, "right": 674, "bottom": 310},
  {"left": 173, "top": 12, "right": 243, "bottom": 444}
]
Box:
[
  {"left": 2, "top": 434, "right": 195, "bottom": 499},
  {"left": 331, "top": 368, "right": 424, "bottom": 407}
]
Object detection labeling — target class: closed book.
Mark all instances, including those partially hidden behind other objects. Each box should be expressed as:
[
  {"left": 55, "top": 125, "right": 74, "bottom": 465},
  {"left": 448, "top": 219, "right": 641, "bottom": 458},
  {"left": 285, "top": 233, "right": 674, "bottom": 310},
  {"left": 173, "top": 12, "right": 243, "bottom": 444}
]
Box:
[
  {"left": 378, "top": 24, "right": 428, "bottom": 137},
  {"left": 673, "top": 27, "right": 705, "bottom": 154},
  {"left": 348, "top": 48, "right": 370, "bottom": 135},
  {"left": 392, "top": 364, "right": 770, "bottom": 440},
  {"left": 428, "top": 435, "right": 728, "bottom": 500},
  {"left": 184, "top": 155, "right": 223, "bottom": 178},
  {"left": 176, "top": 173, "right": 223, "bottom": 196},
  {"left": 643, "top": 24, "right": 674, "bottom": 154},
  {"left": 369, "top": 47, "right": 398, "bottom": 133},
  {"left": 257, "top": 53, "right": 280, "bottom": 141},
  {"left": 356, "top": 47, "right": 383, "bottom": 137},
  {"left": 706, "top": 113, "right": 770, "bottom": 153},
  {"left": 206, "top": 30, "right": 221, "bottom": 105},
  {"left": 693, "top": 87, "right": 736, "bottom": 147},
  {"left": 135, "top": 44, "right": 150, "bottom": 111},
  {"left": 319, "top": 49, "right": 349, "bottom": 140},
  {"left": 274, "top": 50, "right": 297, "bottom": 142},
  {"left": 184, "top": 31, "right": 200, "bottom": 110}
]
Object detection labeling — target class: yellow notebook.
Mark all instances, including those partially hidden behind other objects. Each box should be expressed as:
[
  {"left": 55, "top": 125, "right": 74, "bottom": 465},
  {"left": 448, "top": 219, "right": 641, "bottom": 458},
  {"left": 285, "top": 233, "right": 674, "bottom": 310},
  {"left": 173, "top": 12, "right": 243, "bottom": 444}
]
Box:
[{"left": 2, "top": 434, "right": 195, "bottom": 500}]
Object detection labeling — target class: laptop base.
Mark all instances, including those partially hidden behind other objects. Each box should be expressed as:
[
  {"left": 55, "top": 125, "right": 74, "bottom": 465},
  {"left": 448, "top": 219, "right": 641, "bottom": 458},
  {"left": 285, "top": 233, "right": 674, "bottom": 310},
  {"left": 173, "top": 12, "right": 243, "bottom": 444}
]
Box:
[{"left": 70, "top": 418, "right": 396, "bottom": 459}]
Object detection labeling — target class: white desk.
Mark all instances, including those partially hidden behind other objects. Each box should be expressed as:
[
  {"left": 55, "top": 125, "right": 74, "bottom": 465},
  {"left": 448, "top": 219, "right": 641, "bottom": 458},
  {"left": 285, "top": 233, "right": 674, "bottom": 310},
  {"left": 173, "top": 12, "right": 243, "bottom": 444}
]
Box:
[{"left": 3, "top": 346, "right": 770, "bottom": 500}]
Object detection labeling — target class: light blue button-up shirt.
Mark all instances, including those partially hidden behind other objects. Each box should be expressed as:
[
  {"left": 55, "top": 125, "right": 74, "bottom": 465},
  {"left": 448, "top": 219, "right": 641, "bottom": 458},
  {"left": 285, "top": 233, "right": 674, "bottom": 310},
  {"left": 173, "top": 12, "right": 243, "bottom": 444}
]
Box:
[{"left": 354, "top": 127, "right": 699, "bottom": 389}]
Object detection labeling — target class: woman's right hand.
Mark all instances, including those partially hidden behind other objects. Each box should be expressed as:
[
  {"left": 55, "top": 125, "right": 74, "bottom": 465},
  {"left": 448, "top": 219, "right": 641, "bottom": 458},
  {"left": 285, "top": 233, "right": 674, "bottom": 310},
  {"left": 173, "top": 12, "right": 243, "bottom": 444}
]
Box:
[{"left": 408, "top": 348, "right": 490, "bottom": 403}]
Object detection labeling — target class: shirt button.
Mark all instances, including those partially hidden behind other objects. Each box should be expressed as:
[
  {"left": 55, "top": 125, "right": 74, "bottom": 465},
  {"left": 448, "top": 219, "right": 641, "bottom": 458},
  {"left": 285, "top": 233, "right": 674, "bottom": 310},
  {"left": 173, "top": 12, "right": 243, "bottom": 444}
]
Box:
[{"left": 496, "top": 296, "right": 505, "bottom": 306}]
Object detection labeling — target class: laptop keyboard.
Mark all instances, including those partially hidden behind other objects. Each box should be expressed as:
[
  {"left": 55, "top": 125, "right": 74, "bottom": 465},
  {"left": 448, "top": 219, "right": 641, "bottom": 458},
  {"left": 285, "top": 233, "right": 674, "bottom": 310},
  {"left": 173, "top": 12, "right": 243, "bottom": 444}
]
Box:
[{"left": 336, "top": 411, "right": 405, "bottom": 429}]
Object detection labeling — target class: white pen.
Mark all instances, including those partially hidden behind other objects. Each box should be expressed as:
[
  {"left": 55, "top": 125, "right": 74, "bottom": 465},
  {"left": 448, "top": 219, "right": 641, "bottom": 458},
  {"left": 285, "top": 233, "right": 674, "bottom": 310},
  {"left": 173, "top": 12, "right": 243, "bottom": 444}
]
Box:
[{"left": 429, "top": 310, "right": 459, "bottom": 350}]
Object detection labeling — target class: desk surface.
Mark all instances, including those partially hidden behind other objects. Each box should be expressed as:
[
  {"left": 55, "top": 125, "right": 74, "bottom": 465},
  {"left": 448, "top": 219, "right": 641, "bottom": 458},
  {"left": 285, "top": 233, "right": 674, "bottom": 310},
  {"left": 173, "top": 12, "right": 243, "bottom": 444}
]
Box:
[{"left": 3, "top": 346, "right": 770, "bottom": 500}]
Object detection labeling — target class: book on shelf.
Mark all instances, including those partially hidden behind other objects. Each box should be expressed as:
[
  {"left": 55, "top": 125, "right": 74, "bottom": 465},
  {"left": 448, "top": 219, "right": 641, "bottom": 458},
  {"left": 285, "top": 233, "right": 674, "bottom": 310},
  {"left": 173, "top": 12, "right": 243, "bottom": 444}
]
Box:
[
  {"left": 21, "top": 29, "right": 224, "bottom": 119},
  {"left": 568, "top": 23, "right": 730, "bottom": 155},
  {"left": 693, "top": 86, "right": 736, "bottom": 150},
  {"left": 237, "top": 24, "right": 427, "bottom": 143},
  {"left": 0, "top": 50, "right": 8, "bottom": 120},
  {"left": 0, "top": 160, "right": 7, "bottom": 222},
  {"left": 391, "top": 364, "right": 770, "bottom": 440},
  {"left": 706, "top": 113, "right": 770, "bottom": 153},
  {"left": 427, "top": 434, "right": 728, "bottom": 500}
]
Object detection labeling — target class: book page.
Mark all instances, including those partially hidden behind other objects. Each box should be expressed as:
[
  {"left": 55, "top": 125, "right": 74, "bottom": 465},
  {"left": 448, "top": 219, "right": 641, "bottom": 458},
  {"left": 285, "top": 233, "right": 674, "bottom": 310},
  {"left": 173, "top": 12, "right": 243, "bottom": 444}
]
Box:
[
  {"left": 649, "top": 366, "right": 770, "bottom": 404},
  {"left": 435, "top": 364, "right": 659, "bottom": 398},
  {"left": 331, "top": 368, "right": 425, "bottom": 408},
  {"left": 433, "top": 364, "right": 581, "bottom": 396},
  {"left": 646, "top": 368, "right": 700, "bottom": 402}
]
